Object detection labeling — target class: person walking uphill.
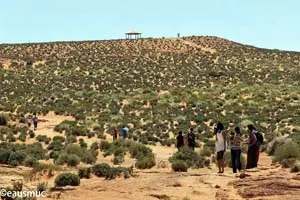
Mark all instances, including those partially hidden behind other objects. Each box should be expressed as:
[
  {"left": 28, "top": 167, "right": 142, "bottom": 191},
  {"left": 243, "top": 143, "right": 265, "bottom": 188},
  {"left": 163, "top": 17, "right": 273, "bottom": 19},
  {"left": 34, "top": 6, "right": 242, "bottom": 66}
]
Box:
[
  {"left": 246, "top": 124, "right": 258, "bottom": 169},
  {"left": 187, "top": 128, "right": 196, "bottom": 151},
  {"left": 176, "top": 131, "right": 184, "bottom": 151},
  {"left": 215, "top": 122, "right": 226, "bottom": 173},
  {"left": 230, "top": 127, "right": 243, "bottom": 174},
  {"left": 33, "top": 115, "right": 38, "bottom": 130},
  {"left": 112, "top": 127, "right": 118, "bottom": 141},
  {"left": 121, "top": 126, "right": 128, "bottom": 139}
]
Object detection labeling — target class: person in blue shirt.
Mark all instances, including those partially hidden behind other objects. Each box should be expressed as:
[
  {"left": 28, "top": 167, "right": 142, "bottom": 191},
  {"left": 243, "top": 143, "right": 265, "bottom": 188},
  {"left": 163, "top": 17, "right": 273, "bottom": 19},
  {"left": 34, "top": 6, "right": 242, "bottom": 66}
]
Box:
[{"left": 121, "top": 126, "right": 128, "bottom": 139}]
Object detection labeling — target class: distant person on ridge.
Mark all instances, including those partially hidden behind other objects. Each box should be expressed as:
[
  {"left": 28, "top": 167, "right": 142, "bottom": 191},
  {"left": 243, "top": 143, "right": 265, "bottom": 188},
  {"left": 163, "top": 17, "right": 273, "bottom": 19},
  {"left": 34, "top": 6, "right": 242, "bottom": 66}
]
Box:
[
  {"left": 246, "top": 124, "right": 258, "bottom": 169},
  {"left": 215, "top": 122, "right": 226, "bottom": 173},
  {"left": 112, "top": 127, "right": 118, "bottom": 141},
  {"left": 27, "top": 115, "right": 33, "bottom": 128},
  {"left": 187, "top": 128, "right": 196, "bottom": 151},
  {"left": 230, "top": 127, "right": 243, "bottom": 174},
  {"left": 176, "top": 131, "right": 184, "bottom": 151},
  {"left": 121, "top": 126, "right": 128, "bottom": 139},
  {"left": 33, "top": 115, "right": 38, "bottom": 130}
]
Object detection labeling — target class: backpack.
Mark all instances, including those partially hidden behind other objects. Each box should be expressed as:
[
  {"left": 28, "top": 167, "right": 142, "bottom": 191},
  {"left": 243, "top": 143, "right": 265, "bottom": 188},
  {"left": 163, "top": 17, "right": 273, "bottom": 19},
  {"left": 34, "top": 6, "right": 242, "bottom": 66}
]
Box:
[{"left": 255, "top": 131, "right": 264, "bottom": 146}]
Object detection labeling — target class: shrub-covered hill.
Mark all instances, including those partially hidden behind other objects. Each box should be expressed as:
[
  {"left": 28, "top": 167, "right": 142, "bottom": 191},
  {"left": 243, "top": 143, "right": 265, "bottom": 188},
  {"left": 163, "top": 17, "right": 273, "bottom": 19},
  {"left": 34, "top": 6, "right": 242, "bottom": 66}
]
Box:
[{"left": 1, "top": 36, "right": 300, "bottom": 141}]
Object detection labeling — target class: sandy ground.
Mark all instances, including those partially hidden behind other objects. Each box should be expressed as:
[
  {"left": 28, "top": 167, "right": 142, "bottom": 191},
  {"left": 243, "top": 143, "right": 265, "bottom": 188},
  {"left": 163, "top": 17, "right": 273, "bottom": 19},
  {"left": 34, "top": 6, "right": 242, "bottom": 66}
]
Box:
[{"left": 1, "top": 114, "right": 300, "bottom": 200}]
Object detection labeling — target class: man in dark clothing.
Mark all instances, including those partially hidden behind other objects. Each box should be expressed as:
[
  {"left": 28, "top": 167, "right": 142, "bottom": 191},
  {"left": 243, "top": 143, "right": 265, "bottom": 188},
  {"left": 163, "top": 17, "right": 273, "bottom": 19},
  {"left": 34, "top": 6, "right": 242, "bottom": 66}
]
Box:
[
  {"left": 176, "top": 131, "right": 184, "bottom": 151},
  {"left": 113, "top": 127, "right": 118, "bottom": 141},
  {"left": 187, "top": 128, "right": 196, "bottom": 151},
  {"left": 246, "top": 124, "right": 258, "bottom": 169},
  {"left": 33, "top": 115, "right": 38, "bottom": 130}
]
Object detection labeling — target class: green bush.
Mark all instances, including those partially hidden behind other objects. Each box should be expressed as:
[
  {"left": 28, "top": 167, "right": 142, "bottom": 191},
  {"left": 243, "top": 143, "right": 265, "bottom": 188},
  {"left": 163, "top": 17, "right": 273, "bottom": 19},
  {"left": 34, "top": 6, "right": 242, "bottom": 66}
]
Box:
[
  {"left": 266, "top": 137, "right": 288, "bottom": 156},
  {"left": 172, "top": 160, "right": 188, "bottom": 172},
  {"left": 8, "top": 151, "right": 26, "bottom": 166},
  {"left": 135, "top": 156, "right": 156, "bottom": 169},
  {"left": 92, "top": 163, "right": 111, "bottom": 177},
  {"left": 200, "top": 147, "right": 212, "bottom": 157},
  {"left": 274, "top": 141, "right": 300, "bottom": 162},
  {"left": 0, "top": 113, "right": 8, "bottom": 126},
  {"left": 6, "top": 133, "right": 16, "bottom": 142},
  {"left": 0, "top": 150, "right": 11, "bottom": 164},
  {"left": 18, "top": 132, "right": 27, "bottom": 142},
  {"left": 29, "top": 130, "right": 35, "bottom": 138},
  {"left": 23, "top": 156, "right": 38, "bottom": 167},
  {"left": 169, "top": 151, "right": 204, "bottom": 169},
  {"left": 100, "top": 141, "right": 112, "bottom": 151},
  {"left": 55, "top": 173, "right": 80, "bottom": 187},
  {"left": 78, "top": 167, "right": 92, "bottom": 179},
  {"left": 55, "top": 153, "right": 68, "bottom": 165},
  {"left": 67, "top": 154, "right": 81, "bottom": 166},
  {"left": 48, "top": 140, "right": 64, "bottom": 151},
  {"left": 53, "top": 136, "right": 66, "bottom": 143}
]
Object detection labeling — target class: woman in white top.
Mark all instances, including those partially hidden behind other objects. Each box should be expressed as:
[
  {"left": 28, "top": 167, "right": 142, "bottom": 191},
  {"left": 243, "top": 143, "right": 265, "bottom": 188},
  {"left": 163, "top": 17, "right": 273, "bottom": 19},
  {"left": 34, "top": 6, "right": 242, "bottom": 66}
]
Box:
[{"left": 215, "top": 122, "right": 226, "bottom": 173}]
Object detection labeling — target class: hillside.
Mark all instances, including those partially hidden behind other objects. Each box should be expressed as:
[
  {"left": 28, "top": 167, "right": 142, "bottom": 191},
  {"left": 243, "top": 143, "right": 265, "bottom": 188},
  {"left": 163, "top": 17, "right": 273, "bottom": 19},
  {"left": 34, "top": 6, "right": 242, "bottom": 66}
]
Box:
[
  {"left": 1, "top": 36, "right": 300, "bottom": 138},
  {"left": 1, "top": 36, "right": 300, "bottom": 200}
]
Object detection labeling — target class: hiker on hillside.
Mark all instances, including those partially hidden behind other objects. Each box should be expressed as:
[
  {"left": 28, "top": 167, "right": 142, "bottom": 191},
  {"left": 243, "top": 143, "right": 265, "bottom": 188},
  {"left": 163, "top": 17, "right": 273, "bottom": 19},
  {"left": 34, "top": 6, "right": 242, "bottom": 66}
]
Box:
[
  {"left": 112, "top": 127, "right": 118, "bottom": 141},
  {"left": 33, "top": 115, "right": 38, "bottom": 130},
  {"left": 215, "top": 122, "right": 226, "bottom": 173},
  {"left": 230, "top": 127, "right": 243, "bottom": 174},
  {"left": 187, "top": 128, "right": 196, "bottom": 151},
  {"left": 121, "top": 126, "right": 128, "bottom": 139},
  {"left": 27, "top": 115, "right": 33, "bottom": 128},
  {"left": 176, "top": 131, "right": 184, "bottom": 151},
  {"left": 246, "top": 124, "right": 258, "bottom": 169}
]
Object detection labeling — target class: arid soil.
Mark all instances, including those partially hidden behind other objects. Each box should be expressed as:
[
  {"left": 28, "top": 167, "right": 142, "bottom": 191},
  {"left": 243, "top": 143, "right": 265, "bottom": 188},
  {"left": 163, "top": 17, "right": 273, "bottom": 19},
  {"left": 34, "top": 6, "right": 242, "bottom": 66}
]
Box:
[{"left": 1, "top": 114, "right": 300, "bottom": 200}]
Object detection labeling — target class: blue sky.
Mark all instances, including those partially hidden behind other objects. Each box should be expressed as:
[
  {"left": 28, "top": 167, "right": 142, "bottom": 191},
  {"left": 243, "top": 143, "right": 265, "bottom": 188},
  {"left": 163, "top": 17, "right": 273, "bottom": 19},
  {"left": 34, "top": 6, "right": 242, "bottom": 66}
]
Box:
[{"left": 1, "top": 0, "right": 299, "bottom": 51}]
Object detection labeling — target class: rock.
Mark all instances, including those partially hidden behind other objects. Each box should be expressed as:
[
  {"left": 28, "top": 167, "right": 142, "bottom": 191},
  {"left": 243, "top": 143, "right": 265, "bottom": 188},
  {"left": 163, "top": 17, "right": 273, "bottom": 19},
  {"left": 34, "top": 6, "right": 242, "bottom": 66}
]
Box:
[{"left": 215, "top": 185, "right": 221, "bottom": 188}]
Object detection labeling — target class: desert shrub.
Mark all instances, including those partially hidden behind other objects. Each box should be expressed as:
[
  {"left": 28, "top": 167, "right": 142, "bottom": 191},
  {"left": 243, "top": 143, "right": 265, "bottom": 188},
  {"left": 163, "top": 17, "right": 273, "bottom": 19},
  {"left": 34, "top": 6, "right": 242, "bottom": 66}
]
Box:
[
  {"left": 66, "top": 135, "right": 77, "bottom": 143},
  {"left": 49, "top": 150, "right": 60, "bottom": 160},
  {"left": 135, "top": 156, "right": 156, "bottom": 169},
  {"left": 0, "top": 113, "right": 8, "bottom": 126},
  {"left": 26, "top": 143, "right": 46, "bottom": 160},
  {"left": 8, "top": 151, "right": 26, "bottom": 166},
  {"left": 53, "top": 136, "right": 66, "bottom": 143},
  {"left": 29, "top": 130, "right": 35, "bottom": 138},
  {"left": 90, "top": 142, "right": 99, "bottom": 150},
  {"left": 6, "top": 133, "right": 16, "bottom": 142},
  {"left": 172, "top": 160, "right": 188, "bottom": 172},
  {"left": 67, "top": 154, "right": 81, "bottom": 166},
  {"left": 55, "top": 173, "right": 80, "bottom": 187},
  {"left": 55, "top": 153, "right": 68, "bottom": 165},
  {"left": 291, "top": 162, "right": 300, "bottom": 173},
  {"left": 48, "top": 140, "right": 64, "bottom": 151},
  {"left": 200, "top": 147, "right": 212, "bottom": 157},
  {"left": 78, "top": 167, "right": 92, "bottom": 179},
  {"left": 169, "top": 151, "right": 204, "bottom": 169},
  {"left": 23, "top": 156, "right": 38, "bottom": 167},
  {"left": 92, "top": 163, "right": 111, "bottom": 177},
  {"left": 18, "top": 132, "right": 27, "bottom": 142},
  {"left": 37, "top": 182, "right": 48, "bottom": 192},
  {"left": 281, "top": 158, "right": 296, "bottom": 168},
  {"left": 0, "top": 149, "right": 11, "bottom": 164},
  {"left": 81, "top": 150, "right": 97, "bottom": 164},
  {"left": 36, "top": 135, "right": 50, "bottom": 143},
  {"left": 79, "top": 139, "right": 88, "bottom": 148},
  {"left": 274, "top": 141, "right": 300, "bottom": 162},
  {"left": 266, "top": 136, "right": 288, "bottom": 156},
  {"left": 100, "top": 140, "right": 112, "bottom": 151}
]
